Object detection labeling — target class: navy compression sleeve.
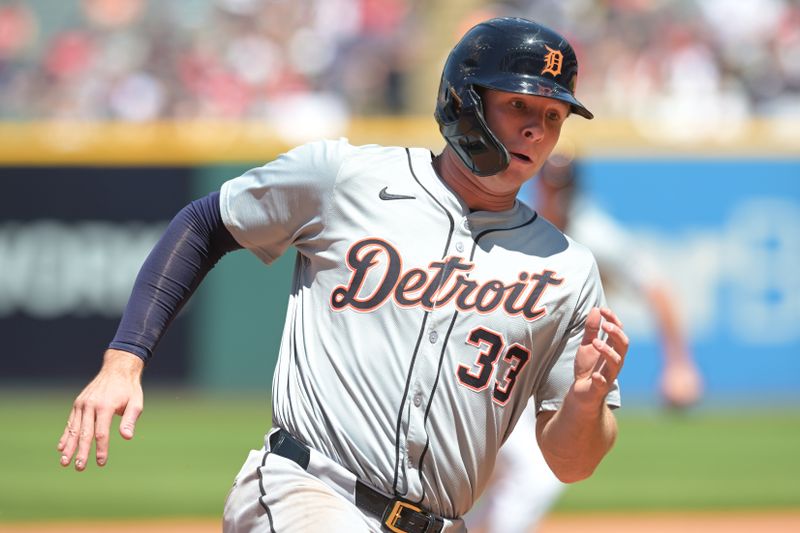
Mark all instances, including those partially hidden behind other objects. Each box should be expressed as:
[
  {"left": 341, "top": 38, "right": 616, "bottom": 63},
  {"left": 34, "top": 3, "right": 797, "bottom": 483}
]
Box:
[{"left": 109, "top": 191, "right": 243, "bottom": 362}]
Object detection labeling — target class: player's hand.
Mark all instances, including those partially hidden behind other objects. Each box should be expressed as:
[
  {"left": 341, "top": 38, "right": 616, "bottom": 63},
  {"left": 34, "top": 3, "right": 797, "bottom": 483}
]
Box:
[
  {"left": 571, "top": 307, "right": 629, "bottom": 407},
  {"left": 660, "top": 355, "right": 702, "bottom": 409},
  {"left": 57, "top": 349, "right": 145, "bottom": 471}
]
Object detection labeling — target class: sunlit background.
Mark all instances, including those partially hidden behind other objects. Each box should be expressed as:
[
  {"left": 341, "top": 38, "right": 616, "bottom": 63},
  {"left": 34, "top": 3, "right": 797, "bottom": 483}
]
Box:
[{"left": 1, "top": 1, "right": 798, "bottom": 531}]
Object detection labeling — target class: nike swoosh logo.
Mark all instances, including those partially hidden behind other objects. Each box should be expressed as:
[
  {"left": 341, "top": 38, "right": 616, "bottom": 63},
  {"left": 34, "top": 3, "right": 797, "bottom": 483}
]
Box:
[{"left": 379, "top": 187, "right": 416, "bottom": 201}]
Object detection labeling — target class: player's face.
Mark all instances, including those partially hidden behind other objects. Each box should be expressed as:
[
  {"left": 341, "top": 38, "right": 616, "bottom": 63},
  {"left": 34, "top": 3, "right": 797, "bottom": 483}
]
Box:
[
  {"left": 435, "top": 89, "right": 570, "bottom": 212},
  {"left": 481, "top": 89, "right": 570, "bottom": 187}
]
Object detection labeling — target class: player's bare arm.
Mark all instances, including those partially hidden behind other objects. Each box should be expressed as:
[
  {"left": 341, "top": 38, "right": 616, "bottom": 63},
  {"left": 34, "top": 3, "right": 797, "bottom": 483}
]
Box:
[
  {"left": 57, "top": 349, "right": 144, "bottom": 471},
  {"left": 56, "top": 192, "right": 241, "bottom": 472},
  {"left": 536, "top": 307, "right": 629, "bottom": 483},
  {"left": 645, "top": 284, "right": 703, "bottom": 407}
]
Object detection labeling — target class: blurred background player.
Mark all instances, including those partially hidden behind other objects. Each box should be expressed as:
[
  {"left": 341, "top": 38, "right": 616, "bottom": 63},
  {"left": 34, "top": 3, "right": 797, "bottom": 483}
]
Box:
[
  {"left": 465, "top": 152, "right": 703, "bottom": 533},
  {"left": 533, "top": 152, "right": 702, "bottom": 410}
]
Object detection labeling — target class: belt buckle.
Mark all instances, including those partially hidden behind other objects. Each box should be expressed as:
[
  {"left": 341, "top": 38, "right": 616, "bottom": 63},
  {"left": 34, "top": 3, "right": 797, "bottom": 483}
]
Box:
[{"left": 384, "top": 500, "right": 426, "bottom": 533}]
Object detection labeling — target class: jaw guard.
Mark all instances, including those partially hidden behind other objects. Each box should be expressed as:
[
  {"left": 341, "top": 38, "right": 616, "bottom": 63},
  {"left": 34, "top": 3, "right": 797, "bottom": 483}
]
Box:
[{"left": 437, "top": 86, "right": 510, "bottom": 177}]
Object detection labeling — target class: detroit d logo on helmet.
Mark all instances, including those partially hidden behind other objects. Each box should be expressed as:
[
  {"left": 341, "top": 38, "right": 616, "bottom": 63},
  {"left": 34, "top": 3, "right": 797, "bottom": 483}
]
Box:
[{"left": 541, "top": 45, "right": 563, "bottom": 76}]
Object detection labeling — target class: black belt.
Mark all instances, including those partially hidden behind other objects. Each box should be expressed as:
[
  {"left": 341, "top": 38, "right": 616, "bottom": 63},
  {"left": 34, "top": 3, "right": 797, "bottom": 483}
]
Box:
[{"left": 269, "top": 429, "right": 445, "bottom": 533}]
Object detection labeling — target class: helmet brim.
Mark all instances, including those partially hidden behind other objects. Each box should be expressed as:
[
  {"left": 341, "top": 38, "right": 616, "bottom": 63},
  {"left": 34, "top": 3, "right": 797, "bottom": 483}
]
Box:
[{"left": 476, "top": 76, "right": 594, "bottom": 120}]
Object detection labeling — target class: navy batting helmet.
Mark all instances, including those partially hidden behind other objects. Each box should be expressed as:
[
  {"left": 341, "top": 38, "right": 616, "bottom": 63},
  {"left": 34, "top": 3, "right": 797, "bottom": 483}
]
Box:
[{"left": 435, "top": 17, "right": 592, "bottom": 177}]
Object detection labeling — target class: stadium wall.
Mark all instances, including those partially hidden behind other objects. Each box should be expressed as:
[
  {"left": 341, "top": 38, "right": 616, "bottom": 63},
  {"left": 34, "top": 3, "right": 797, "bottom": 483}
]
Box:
[{"left": 1, "top": 119, "right": 797, "bottom": 404}]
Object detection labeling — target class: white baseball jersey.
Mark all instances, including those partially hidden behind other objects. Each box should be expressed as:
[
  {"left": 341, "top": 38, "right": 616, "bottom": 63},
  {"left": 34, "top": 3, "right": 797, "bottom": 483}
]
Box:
[{"left": 220, "top": 138, "right": 620, "bottom": 518}]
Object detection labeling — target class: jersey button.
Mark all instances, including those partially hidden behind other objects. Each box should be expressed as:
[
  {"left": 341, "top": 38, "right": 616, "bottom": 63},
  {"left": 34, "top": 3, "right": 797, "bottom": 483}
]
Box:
[
  {"left": 429, "top": 331, "right": 438, "bottom": 343},
  {"left": 413, "top": 393, "right": 423, "bottom": 407},
  {"left": 462, "top": 219, "right": 470, "bottom": 230},
  {"left": 455, "top": 242, "right": 464, "bottom": 253}
]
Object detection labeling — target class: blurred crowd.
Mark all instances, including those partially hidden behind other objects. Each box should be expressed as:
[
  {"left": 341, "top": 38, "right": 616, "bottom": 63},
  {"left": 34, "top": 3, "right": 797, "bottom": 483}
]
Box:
[
  {"left": 0, "top": 0, "right": 799, "bottom": 123},
  {"left": 0, "top": 0, "right": 421, "bottom": 122}
]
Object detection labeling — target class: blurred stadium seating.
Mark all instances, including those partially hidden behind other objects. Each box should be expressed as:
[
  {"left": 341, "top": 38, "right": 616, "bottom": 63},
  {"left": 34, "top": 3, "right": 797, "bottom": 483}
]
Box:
[{"left": 0, "top": 0, "right": 798, "bottom": 124}]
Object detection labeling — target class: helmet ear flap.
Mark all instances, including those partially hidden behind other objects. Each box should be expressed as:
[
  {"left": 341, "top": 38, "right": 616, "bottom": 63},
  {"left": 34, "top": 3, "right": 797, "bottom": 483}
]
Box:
[{"left": 438, "top": 86, "right": 510, "bottom": 177}]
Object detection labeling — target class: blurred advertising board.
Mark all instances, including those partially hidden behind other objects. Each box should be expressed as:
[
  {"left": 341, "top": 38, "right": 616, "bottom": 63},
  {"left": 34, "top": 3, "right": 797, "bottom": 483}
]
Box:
[
  {"left": 0, "top": 167, "right": 193, "bottom": 382},
  {"left": 556, "top": 159, "right": 799, "bottom": 403}
]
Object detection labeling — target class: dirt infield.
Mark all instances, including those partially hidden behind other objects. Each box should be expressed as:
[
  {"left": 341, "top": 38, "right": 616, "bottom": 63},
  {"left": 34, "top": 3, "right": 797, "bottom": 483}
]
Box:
[
  {"left": 1, "top": 511, "right": 799, "bottom": 533},
  {"left": 538, "top": 511, "right": 800, "bottom": 532}
]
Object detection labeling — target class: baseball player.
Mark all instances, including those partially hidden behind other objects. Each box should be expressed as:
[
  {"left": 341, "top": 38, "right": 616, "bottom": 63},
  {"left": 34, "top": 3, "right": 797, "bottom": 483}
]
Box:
[
  {"left": 466, "top": 154, "right": 703, "bottom": 533},
  {"left": 57, "top": 18, "right": 628, "bottom": 533}
]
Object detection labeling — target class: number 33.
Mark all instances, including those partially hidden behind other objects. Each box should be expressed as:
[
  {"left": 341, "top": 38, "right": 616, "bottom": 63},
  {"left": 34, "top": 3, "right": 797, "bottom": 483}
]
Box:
[{"left": 456, "top": 326, "right": 530, "bottom": 405}]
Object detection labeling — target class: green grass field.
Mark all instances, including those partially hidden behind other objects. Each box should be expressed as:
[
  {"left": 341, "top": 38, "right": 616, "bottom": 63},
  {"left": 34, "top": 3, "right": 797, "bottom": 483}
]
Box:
[{"left": 1, "top": 388, "right": 798, "bottom": 522}]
